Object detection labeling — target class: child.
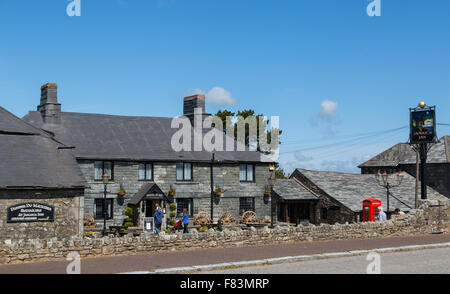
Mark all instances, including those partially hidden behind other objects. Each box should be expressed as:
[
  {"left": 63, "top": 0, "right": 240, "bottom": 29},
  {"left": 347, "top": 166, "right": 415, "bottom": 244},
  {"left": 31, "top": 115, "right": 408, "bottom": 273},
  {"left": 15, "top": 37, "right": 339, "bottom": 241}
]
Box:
[{"left": 182, "top": 208, "right": 189, "bottom": 233}]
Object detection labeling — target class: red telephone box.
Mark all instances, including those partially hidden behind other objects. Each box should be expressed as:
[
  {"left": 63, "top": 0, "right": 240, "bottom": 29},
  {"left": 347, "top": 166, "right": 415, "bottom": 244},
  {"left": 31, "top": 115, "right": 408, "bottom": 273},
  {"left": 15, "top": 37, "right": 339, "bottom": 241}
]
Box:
[{"left": 362, "top": 198, "right": 382, "bottom": 222}]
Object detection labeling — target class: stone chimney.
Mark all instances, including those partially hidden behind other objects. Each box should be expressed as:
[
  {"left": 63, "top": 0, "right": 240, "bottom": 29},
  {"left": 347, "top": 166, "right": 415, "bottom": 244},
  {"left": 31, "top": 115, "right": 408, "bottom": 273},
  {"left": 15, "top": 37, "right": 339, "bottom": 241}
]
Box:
[
  {"left": 37, "top": 83, "right": 61, "bottom": 124},
  {"left": 183, "top": 94, "right": 209, "bottom": 125}
]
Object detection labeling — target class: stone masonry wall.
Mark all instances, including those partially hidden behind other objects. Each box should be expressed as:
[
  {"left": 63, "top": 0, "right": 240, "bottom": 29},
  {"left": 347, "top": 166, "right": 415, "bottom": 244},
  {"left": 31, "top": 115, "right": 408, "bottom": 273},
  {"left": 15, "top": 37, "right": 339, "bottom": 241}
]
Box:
[
  {"left": 0, "top": 189, "right": 84, "bottom": 242},
  {"left": 0, "top": 199, "right": 447, "bottom": 265},
  {"left": 79, "top": 160, "right": 272, "bottom": 226}
]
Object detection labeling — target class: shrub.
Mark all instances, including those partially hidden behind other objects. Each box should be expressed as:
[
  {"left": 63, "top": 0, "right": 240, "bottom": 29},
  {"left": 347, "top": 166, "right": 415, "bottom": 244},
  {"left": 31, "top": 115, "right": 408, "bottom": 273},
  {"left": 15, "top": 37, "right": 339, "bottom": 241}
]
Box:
[
  {"left": 124, "top": 222, "right": 134, "bottom": 227},
  {"left": 124, "top": 207, "right": 133, "bottom": 218},
  {"left": 170, "top": 212, "right": 176, "bottom": 218},
  {"left": 169, "top": 203, "right": 177, "bottom": 211},
  {"left": 169, "top": 219, "right": 176, "bottom": 226}
]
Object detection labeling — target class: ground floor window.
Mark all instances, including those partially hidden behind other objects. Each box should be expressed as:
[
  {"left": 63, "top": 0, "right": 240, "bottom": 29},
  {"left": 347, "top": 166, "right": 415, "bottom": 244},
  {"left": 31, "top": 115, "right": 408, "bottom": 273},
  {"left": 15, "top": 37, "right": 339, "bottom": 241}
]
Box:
[
  {"left": 94, "top": 199, "right": 114, "bottom": 220},
  {"left": 176, "top": 198, "right": 193, "bottom": 217},
  {"left": 239, "top": 197, "right": 255, "bottom": 216}
]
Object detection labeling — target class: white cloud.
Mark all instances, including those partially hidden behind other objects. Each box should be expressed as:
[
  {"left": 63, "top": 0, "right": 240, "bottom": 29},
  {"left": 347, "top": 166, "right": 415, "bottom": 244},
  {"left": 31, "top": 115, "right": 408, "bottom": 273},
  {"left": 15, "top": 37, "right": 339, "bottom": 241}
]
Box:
[
  {"left": 185, "top": 87, "right": 237, "bottom": 106},
  {"left": 319, "top": 99, "right": 338, "bottom": 119}
]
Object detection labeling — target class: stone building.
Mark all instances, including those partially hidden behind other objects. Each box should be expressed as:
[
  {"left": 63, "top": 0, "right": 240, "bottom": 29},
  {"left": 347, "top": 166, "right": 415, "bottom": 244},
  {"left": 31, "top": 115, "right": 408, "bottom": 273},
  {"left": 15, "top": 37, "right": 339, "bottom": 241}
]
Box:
[
  {"left": 359, "top": 136, "right": 450, "bottom": 199},
  {"left": 22, "top": 83, "right": 275, "bottom": 229},
  {"left": 0, "top": 106, "right": 85, "bottom": 241},
  {"left": 290, "top": 168, "right": 447, "bottom": 224}
]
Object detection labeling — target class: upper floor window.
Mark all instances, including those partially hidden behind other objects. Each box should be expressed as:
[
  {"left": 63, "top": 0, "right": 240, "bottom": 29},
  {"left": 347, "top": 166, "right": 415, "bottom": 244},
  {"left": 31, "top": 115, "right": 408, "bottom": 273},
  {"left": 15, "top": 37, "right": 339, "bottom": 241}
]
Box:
[
  {"left": 94, "top": 161, "right": 113, "bottom": 181},
  {"left": 240, "top": 164, "right": 254, "bottom": 182},
  {"left": 176, "top": 162, "right": 192, "bottom": 181},
  {"left": 138, "top": 163, "right": 153, "bottom": 181}
]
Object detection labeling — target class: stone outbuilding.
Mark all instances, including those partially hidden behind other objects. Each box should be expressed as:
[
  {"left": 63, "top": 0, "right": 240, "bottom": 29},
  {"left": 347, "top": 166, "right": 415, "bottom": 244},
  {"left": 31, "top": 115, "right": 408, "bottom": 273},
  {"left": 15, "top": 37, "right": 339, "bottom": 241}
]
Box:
[
  {"left": 291, "top": 168, "right": 447, "bottom": 224},
  {"left": 0, "top": 106, "right": 85, "bottom": 241},
  {"left": 359, "top": 136, "right": 450, "bottom": 199}
]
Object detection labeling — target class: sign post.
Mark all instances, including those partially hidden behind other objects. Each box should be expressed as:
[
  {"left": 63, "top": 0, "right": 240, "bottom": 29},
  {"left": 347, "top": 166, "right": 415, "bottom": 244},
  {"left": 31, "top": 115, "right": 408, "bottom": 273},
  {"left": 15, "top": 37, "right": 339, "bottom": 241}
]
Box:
[
  {"left": 143, "top": 217, "right": 155, "bottom": 233},
  {"left": 409, "top": 103, "right": 437, "bottom": 200}
]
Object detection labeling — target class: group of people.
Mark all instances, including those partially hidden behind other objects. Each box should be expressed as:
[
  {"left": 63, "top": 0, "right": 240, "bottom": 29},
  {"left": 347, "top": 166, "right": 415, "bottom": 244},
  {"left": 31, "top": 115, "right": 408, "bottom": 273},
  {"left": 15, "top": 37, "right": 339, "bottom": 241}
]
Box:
[
  {"left": 153, "top": 203, "right": 190, "bottom": 234},
  {"left": 377, "top": 207, "right": 405, "bottom": 221}
]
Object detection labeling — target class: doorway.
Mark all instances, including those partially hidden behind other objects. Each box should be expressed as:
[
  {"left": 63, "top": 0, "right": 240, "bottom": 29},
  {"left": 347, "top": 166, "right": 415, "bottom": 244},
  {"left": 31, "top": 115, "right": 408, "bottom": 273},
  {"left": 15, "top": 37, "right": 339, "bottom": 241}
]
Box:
[{"left": 145, "top": 200, "right": 162, "bottom": 217}]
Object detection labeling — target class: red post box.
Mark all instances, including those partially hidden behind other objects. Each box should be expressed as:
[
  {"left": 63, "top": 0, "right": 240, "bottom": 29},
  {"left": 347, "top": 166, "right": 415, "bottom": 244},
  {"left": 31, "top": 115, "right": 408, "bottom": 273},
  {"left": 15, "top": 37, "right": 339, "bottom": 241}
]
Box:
[{"left": 362, "top": 198, "right": 382, "bottom": 222}]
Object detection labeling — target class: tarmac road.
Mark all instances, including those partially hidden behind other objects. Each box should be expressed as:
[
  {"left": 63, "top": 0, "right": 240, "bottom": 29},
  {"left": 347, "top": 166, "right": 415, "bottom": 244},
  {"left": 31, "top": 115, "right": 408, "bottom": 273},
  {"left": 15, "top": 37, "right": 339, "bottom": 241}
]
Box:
[
  {"left": 203, "top": 247, "right": 450, "bottom": 274},
  {"left": 0, "top": 234, "right": 448, "bottom": 274}
]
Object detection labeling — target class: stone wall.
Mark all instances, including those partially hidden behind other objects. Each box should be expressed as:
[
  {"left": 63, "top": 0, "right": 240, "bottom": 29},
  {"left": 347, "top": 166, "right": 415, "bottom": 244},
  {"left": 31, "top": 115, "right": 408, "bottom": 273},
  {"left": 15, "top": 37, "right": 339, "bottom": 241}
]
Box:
[
  {"left": 0, "top": 200, "right": 447, "bottom": 265},
  {"left": 79, "top": 160, "right": 272, "bottom": 226},
  {"left": 0, "top": 189, "right": 84, "bottom": 242}
]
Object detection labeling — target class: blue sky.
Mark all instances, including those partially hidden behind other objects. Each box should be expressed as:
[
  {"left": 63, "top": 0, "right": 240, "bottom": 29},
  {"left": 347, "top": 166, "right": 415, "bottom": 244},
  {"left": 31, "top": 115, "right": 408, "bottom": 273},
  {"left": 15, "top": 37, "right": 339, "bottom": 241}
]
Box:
[{"left": 1, "top": 0, "right": 449, "bottom": 174}]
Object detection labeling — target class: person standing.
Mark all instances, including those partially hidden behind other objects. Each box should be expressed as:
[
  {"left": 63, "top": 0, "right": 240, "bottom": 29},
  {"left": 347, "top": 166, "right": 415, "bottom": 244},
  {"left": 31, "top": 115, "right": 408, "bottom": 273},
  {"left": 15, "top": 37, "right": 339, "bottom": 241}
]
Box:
[
  {"left": 377, "top": 206, "right": 387, "bottom": 221},
  {"left": 182, "top": 208, "right": 189, "bottom": 233},
  {"left": 154, "top": 203, "right": 163, "bottom": 233}
]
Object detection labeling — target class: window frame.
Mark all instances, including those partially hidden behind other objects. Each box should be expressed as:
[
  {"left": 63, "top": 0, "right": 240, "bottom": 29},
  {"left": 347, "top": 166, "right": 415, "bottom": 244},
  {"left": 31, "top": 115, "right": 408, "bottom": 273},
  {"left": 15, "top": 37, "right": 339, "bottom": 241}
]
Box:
[
  {"left": 239, "top": 164, "right": 255, "bottom": 182},
  {"left": 176, "top": 162, "right": 193, "bottom": 182},
  {"left": 138, "top": 163, "right": 154, "bottom": 181},
  {"left": 239, "top": 197, "right": 255, "bottom": 216},
  {"left": 175, "top": 198, "right": 194, "bottom": 217},
  {"left": 94, "top": 198, "right": 114, "bottom": 220},
  {"left": 94, "top": 161, "right": 114, "bottom": 181}
]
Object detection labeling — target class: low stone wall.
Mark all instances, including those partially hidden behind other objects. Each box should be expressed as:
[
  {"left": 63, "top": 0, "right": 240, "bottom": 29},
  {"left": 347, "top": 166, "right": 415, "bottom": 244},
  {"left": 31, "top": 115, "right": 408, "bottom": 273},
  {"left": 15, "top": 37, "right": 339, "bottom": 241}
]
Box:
[{"left": 0, "top": 200, "right": 448, "bottom": 265}]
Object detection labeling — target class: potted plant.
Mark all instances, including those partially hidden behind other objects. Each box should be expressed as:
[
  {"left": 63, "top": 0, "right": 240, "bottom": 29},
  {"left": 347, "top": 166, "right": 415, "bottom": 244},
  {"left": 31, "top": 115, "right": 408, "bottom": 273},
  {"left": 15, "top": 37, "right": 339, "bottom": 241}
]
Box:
[
  {"left": 264, "top": 189, "right": 271, "bottom": 197},
  {"left": 117, "top": 184, "right": 126, "bottom": 197},
  {"left": 168, "top": 186, "right": 176, "bottom": 197},
  {"left": 214, "top": 187, "right": 222, "bottom": 197}
]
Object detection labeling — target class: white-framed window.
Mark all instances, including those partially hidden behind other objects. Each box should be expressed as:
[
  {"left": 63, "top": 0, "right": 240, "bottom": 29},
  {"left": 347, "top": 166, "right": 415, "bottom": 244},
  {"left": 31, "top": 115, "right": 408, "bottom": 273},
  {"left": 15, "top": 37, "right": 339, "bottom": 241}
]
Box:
[
  {"left": 94, "top": 161, "right": 113, "bottom": 181},
  {"left": 176, "top": 162, "right": 192, "bottom": 181},
  {"left": 138, "top": 163, "right": 153, "bottom": 181},
  {"left": 240, "top": 164, "right": 255, "bottom": 182}
]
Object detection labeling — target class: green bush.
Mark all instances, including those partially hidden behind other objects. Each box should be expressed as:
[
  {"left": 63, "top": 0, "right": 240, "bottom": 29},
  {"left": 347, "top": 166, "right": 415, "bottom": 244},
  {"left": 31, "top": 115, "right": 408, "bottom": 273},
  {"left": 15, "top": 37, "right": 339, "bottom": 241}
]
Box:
[
  {"left": 169, "top": 203, "right": 177, "bottom": 211},
  {"left": 169, "top": 212, "right": 176, "bottom": 218},
  {"left": 169, "top": 219, "right": 176, "bottom": 226},
  {"left": 124, "top": 222, "right": 134, "bottom": 227},
  {"left": 124, "top": 207, "right": 133, "bottom": 218}
]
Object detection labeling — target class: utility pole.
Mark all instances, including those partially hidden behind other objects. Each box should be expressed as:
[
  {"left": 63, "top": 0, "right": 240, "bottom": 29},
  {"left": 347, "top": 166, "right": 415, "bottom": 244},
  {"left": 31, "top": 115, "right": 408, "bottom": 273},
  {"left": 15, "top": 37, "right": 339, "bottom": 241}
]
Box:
[
  {"left": 210, "top": 153, "right": 215, "bottom": 222},
  {"left": 419, "top": 143, "right": 428, "bottom": 200},
  {"left": 415, "top": 149, "right": 420, "bottom": 208}
]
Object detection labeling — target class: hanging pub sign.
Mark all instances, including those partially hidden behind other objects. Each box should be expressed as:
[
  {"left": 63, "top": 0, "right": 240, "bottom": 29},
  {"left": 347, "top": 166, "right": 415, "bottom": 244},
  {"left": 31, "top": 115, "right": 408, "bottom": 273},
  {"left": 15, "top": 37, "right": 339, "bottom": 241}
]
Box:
[
  {"left": 7, "top": 202, "right": 54, "bottom": 223},
  {"left": 410, "top": 107, "right": 436, "bottom": 144}
]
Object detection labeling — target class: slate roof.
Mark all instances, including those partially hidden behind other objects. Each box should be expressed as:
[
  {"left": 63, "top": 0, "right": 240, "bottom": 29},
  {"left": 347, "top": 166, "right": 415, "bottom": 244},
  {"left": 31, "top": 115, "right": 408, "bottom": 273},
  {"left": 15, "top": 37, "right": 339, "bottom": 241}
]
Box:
[
  {"left": 358, "top": 143, "right": 416, "bottom": 168},
  {"left": 295, "top": 168, "right": 447, "bottom": 212},
  {"left": 401, "top": 136, "right": 450, "bottom": 164},
  {"left": 359, "top": 136, "right": 450, "bottom": 168},
  {"left": 273, "top": 179, "right": 319, "bottom": 201},
  {"left": 23, "top": 111, "right": 273, "bottom": 163},
  {"left": 128, "top": 182, "right": 169, "bottom": 205},
  {"left": 0, "top": 107, "right": 85, "bottom": 189}
]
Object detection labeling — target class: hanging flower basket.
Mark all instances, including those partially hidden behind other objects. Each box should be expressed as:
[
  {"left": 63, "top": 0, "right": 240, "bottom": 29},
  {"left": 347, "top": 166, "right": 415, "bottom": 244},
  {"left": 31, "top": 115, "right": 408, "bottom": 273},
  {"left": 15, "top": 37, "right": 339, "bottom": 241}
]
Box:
[
  {"left": 264, "top": 190, "right": 271, "bottom": 197},
  {"left": 168, "top": 188, "right": 176, "bottom": 197},
  {"left": 118, "top": 188, "right": 126, "bottom": 197},
  {"left": 214, "top": 188, "right": 222, "bottom": 197}
]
